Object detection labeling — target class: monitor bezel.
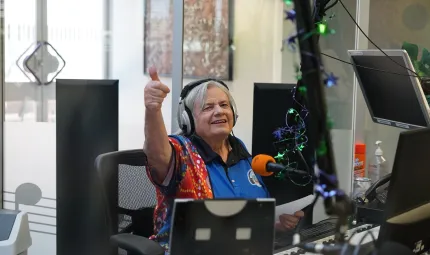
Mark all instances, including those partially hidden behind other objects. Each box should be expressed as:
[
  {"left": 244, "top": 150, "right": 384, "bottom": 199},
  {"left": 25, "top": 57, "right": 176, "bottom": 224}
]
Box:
[
  {"left": 348, "top": 49, "right": 430, "bottom": 129},
  {"left": 169, "top": 198, "right": 276, "bottom": 255}
]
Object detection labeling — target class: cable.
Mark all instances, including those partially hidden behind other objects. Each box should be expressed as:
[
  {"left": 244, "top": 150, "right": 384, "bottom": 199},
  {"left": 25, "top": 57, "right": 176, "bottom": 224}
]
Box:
[
  {"left": 352, "top": 230, "right": 377, "bottom": 255},
  {"left": 321, "top": 52, "right": 427, "bottom": 78},
  {"left": 314, "top": 0, "right": 339, "bottom": 21},
  {"left": 300, "top": 49, "right": 425, "bottom": 78},
  {"left": 312, "top": 0, "right": 317, "bottom": 19},
  {"left": 338, "top": 0, "right": 420, "bottom": 77},
  {"left": 324, "top": 0, "right": 339, "bottom": 12},
  {"left": 340, "top": 228, "right": 360, "bottom": 255}
]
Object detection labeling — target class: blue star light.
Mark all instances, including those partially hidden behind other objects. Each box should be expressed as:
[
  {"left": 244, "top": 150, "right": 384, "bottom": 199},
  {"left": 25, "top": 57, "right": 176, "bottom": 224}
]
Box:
[
  {"left": 324, "top": 72, "right": 339, "bottom": 87},
  {"left": 273, "top": 129, "right": 283, "bottom": 140},
  {"left": 284, "top": 10, "right": 296, "bottom": 22},
  {"left": 283, "top": 34, "right": 298, "bottom": 51}
]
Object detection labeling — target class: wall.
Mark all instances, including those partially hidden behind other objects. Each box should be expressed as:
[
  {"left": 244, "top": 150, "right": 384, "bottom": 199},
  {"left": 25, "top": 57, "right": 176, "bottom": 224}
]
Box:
[{"left": 112, "top": 0, "right": 284, "bottom": 152}]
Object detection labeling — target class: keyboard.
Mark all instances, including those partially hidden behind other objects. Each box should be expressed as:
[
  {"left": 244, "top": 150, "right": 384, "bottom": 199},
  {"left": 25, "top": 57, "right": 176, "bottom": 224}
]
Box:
[
  {"left": 274, "top": 224, "right": 380, "bottom": 255},
  {"left": 274, "top": 221, "right": 337, "bottom": 249},
  {"left": 300, "top": 222, "right": 336, "bottom": 240}
]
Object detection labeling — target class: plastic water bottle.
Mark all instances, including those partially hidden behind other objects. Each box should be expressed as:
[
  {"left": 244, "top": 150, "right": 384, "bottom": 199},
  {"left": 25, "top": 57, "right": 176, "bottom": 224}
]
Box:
[{"left": 368, "top": 141, "right": 388, "bottom": 184}]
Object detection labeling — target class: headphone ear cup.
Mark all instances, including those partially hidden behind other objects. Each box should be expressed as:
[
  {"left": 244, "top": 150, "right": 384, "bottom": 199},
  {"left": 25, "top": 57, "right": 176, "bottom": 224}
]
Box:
[
  {"left": 185, "top": 106, "right": 195, "bottom": 135},
  {"left": 181, "top": 110, "right": 191, "bottom": 135},
  {"left": 231, "top": 106, "right": 238, "bottom": 127}
]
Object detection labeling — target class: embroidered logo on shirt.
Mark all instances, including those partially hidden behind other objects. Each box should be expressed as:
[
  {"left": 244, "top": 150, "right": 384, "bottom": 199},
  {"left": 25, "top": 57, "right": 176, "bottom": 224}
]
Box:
[{"left": 247, "top": 169, "right": 262, "bottom": 187}]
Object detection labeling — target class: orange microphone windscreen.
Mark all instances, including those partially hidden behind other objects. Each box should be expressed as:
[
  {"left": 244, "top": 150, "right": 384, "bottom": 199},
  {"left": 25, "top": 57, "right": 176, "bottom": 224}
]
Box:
[{"left": 251, "top": 154, "right": 276, "bottom": 176}]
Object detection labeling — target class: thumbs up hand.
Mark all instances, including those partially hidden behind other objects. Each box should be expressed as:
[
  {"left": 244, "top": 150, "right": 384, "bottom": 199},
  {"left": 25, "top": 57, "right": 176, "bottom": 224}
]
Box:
[{"left": 144, "top": 66, "right": 171, "bottom": 111}]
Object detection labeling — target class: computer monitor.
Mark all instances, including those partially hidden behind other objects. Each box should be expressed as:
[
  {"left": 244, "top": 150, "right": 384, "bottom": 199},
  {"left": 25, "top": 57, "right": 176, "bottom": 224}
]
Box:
[
  {"left": 377, "top": 128, "right": 430, "bottom": 252},
  {"left": 348, "top": 49, "right": 430, "bottom": 129},
  {"left": 252, "top": 83, "right": 313, "bottom": 222},
  {"left": 252, "top": 83, "right": 297, "bottom": 157}
]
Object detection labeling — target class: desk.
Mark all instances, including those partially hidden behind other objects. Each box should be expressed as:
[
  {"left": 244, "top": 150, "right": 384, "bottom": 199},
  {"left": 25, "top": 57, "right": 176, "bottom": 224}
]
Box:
[{"left": 274, "top": 224, "right": 379, "bottom": 255}]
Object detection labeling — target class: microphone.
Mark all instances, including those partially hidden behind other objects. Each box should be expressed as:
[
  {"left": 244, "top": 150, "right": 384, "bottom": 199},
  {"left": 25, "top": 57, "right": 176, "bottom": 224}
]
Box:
[{"left": 251, "top": 154, "right": 309, "bottom": 176}]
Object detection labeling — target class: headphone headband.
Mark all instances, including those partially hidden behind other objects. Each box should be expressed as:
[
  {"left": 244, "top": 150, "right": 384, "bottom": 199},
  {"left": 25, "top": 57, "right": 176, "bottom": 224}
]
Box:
[{"left": 180, "top": 78, "right": 229, "bottom": 99}]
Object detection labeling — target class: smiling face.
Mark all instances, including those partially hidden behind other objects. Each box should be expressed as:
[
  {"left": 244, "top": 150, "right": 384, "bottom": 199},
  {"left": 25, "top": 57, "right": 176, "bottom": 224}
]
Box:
[{"left": 193, "top": 85, "right": 234, "bottom": 141}]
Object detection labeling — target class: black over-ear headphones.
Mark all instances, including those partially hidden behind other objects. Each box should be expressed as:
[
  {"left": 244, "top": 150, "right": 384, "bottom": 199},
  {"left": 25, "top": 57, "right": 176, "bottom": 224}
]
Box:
[{"left": 178, "top": 78, "right": 238, "bottom": 136}]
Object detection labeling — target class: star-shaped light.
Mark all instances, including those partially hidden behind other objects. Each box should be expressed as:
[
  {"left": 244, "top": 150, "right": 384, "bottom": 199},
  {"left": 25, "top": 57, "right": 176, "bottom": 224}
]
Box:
[
  {"left": 273, "top": 129, "right": 283, "bottom": 140},
  {"left": 283, "top": 34, "right": 298, "bottom": 51},
  {"left": 284, "top": 9, "right": 296, "bottom": 22},
  {"left": 324, "top": 72, "right": 339, "bottom": 87}
]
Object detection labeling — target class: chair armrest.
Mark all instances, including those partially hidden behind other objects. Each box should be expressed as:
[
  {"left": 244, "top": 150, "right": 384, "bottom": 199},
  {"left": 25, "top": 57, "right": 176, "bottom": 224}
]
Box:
[{"left": 110, "top": 233, "right": 165, "bottom": 255}]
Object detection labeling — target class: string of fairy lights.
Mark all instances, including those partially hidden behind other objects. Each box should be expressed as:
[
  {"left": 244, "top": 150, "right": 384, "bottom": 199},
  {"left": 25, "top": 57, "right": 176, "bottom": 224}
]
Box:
[{"left": 273, "top": 0, "right": 338, "bottom": 185}]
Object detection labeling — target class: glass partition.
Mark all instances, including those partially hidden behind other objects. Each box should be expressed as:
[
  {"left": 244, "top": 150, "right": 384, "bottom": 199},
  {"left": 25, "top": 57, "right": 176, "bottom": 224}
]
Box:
[
  {"left": 356, "top": 0, "right": 430, "bottom": 175},
  {"left": 2, "top": 0, "right": 173, "bottom": 254},
  {"left": 281, "top": 1, "right": 358, "bottom": 223},
  {"left": 2, "top": 0, "right": 287, "bottom": 254}
]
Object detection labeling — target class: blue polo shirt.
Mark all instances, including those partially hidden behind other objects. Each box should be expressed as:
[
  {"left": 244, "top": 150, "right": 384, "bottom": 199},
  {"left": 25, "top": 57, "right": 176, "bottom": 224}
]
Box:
[{"left": 188, "top": 134, "right": 270, "bottom": 199}]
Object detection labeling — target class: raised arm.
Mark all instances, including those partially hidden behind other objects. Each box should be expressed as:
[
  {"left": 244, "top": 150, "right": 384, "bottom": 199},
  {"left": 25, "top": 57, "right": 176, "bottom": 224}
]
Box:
[{"left": 143, "top": 67, "right": 172, "bottom": 184}]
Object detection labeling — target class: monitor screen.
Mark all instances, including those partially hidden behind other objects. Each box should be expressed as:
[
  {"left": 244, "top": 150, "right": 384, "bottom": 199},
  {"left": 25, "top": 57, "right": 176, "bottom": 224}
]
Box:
[{"left": 351, "top": 55, "right": 428, "bottom": 128}]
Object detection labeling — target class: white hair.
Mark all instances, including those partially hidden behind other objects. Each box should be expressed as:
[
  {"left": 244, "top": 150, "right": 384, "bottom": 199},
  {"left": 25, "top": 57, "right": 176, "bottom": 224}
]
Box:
[{"left": 175, "top": 81, "right": 237, "bottom": 135}]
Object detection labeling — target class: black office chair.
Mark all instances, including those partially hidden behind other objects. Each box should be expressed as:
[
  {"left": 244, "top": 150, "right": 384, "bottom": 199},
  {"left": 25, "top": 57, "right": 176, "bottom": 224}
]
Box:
[{"left": 95, "top": 149, "right": 165, "bottom": 255}]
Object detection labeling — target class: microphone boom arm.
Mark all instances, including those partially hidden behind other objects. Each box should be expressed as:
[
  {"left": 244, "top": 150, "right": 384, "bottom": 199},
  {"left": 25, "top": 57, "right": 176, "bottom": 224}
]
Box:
[{"left": 291, "top": 0, "right": 354, "bottom": 243}]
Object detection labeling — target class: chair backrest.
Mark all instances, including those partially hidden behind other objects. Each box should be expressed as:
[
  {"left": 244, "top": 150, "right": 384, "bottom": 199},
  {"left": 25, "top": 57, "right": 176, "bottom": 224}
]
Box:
[{"left": 95, "top": 150, "right": 157, "bottom": 240}]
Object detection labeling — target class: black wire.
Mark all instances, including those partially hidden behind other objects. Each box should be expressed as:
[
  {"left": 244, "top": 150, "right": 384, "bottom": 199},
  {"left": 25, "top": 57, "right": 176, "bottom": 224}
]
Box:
[
  {"left": 324, "top": 0, "right": 339, "bottom": 12},
  {"left": 321, "top": 52, "right": 428, "bottom": 78},
  {"left": 340, "top": 228, "right": 360, "bottom": 255},
  {"left": 299, "top": 48, "right": 426, "bottom": 78},
  {"left": 338, "top": 0, "right": 420, "bottom": 77},
  {"left": 314, "top": 0, "right": 338, "bottom": 22},
  {"left": 352, "top": 230, "right": 378, "bottom": 255},
  {"left": 312, "top": 0, "right": 317, "bottom": 19}
]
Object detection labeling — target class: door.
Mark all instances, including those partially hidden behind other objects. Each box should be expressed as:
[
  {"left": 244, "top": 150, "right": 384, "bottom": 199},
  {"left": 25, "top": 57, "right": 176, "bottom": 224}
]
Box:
[{"left": 2, "top": 0, "right": 107, "bottom": 254}]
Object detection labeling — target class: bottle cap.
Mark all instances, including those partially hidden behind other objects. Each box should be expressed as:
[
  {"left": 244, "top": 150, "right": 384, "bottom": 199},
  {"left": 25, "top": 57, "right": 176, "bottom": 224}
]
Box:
[{"left": 355, "top": 143, "right": 366, "bottom": 154}]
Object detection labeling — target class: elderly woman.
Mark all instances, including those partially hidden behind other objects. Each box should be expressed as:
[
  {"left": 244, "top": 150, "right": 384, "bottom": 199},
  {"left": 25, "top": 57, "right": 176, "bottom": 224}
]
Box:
[{"left": 143, "top": 67, "right": 304, "bottom": 251}]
